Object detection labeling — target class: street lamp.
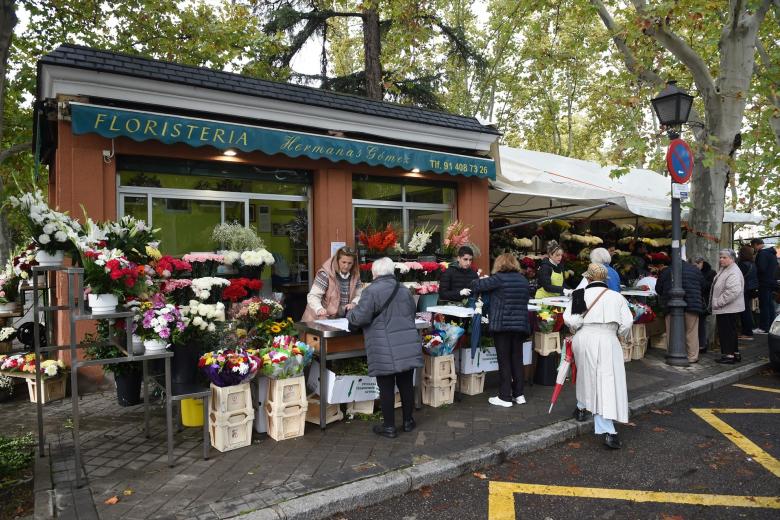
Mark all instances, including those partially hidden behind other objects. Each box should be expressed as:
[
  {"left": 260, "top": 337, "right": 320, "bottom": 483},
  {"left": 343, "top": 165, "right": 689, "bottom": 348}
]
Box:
[{"left": 652, "top": 80, "right": 693, "bottom": 367}]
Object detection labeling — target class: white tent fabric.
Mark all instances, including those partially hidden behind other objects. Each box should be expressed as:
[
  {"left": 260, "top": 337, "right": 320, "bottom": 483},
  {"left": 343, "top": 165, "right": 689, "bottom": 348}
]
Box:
[{"left": 492, "top": 146, "right": 763, "bottom": 224}]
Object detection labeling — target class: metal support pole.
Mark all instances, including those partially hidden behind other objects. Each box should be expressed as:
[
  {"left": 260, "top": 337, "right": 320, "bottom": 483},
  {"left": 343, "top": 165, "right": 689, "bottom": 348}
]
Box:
[
  {"left": 143, "top": 360, "right": 150, "bottom": 438},
  {"left": 33, "top": 272, "right": 44, "bottom": 457},
  {"left": 666, "top": 187, "right": 689, "bottom": 367},
  {"left": 70, "top": 271, "right": 83, "bottom": 487},
  {"left": 165, "top": 356, "right": 173, "bottom": 467}
]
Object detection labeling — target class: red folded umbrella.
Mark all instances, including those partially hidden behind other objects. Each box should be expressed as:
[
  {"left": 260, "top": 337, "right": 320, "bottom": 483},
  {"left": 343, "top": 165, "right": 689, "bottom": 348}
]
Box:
[{"left": 548, "top": 337, "right": 576, "bottom": 414}]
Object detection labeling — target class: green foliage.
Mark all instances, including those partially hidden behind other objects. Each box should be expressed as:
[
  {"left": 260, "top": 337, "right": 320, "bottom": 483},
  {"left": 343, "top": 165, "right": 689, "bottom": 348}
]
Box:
[
  {"left": 0, "top": 433, "right": 34, "bottom": 481},
  {"left": 81, "top": 331, "right": 141, "bottom": 376}
]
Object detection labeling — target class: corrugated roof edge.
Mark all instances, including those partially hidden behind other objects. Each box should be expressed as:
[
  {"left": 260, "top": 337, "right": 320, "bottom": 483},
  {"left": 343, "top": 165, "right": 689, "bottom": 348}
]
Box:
[{"left": 40, "top": 44, "right": 501, "bottom": 136}]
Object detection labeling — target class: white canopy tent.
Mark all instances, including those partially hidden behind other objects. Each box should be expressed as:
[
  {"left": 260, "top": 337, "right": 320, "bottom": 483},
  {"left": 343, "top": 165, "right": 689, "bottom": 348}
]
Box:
[{"left": 491, "top": 146, "right": 763, "bottom": 225}]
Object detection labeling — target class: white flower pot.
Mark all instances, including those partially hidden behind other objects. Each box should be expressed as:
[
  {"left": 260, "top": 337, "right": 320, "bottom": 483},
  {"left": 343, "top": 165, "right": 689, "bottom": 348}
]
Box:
[
  {"left": 35, "top": 250, "right": 64, "bottom": 267},
  {"left": 0, "top": 302, "right": 18, "bottom": 313},
  {"left": 131, "top": 334, "right": 145, "bottom": 355},
  {"left": 88, "top": 293, "right": 118, "bottom": 315},
  {"left": 143, "top": 338, "right": 168, "bottom": 351}
]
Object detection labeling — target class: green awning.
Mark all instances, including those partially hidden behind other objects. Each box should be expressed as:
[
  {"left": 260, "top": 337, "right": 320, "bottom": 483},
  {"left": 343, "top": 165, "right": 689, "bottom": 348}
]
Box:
[{"left": 70, "top": 103, "right": 495, "bottom": 180}]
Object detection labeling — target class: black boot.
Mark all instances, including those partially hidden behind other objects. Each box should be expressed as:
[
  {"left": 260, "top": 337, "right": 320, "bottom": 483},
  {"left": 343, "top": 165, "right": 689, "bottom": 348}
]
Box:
[
  {"left": 372, "top": 424, "right": 398, "bottom": 439},
  {"left": 604, "top": 433, "right": 622, "bottom": 449},
  {"left": 573, "top": 408, "right": 589, "bottom": 422},
  {"left": 403, "top": 418, "right": 416, "bottom": 432}
]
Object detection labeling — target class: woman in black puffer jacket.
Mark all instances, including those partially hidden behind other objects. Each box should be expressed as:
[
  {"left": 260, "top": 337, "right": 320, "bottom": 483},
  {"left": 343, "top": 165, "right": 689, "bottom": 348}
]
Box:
[{"left": 471, "top": 253, "right": 530, "bottom": 408}]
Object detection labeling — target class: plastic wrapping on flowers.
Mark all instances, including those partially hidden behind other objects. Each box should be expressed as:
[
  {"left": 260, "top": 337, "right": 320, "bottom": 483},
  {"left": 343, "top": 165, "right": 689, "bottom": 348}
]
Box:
[
  {"left": 629, "top": 300, "right": 656, "bottom": 324},
  {"left": 253, "top": 335, "right": 313, "bottom": 380},
  {"left": 537, "top": 305, "right": 564, "bottom": 333},
  {"left": 425, "top": 321, "right": 464, "bottom": 356},
  {"left": 198, "top": 348, "right": 260, "bottom": 387}
]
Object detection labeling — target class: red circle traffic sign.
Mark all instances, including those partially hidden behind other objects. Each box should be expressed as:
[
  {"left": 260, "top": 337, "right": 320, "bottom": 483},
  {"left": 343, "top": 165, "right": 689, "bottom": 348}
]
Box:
[{"left": 666, "top": 138, "right": 694, "bottom": 184}]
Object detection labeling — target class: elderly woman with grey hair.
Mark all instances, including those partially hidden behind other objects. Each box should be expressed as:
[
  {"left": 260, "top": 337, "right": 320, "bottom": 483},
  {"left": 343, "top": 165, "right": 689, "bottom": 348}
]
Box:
[
  {"left": 710, "top": 249, "right": 745, "bottom": 364},
  {"left": 347, "top": 257, "right": 423, "bottom": 438},
  {"left": 576, "top": 248, "right": 622, "bottom": 292}
]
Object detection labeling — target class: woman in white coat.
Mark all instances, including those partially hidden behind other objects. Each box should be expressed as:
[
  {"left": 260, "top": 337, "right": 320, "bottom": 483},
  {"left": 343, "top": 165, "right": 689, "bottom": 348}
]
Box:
[{"left": 564, "top": 263, "right": 634, "bottom": 449}]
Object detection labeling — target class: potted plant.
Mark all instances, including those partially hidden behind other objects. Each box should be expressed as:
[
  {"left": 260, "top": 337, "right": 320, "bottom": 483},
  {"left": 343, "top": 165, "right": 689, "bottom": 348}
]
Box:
[
  {"left": 0, "top": 327, "right": 16, "bottom": 353},
  {"left": 0, "top": 268, "right": 20, "bottom": 313},
  {"left": 134, "top": 295, "right": 186, "bottom": 352},
  {"left": 81, "top": 248, "right": 141, "bottom": 314},
  {"left": 82, "top": 332, "right": 143, "bottom": 406},
  {"left": 9, "top": 190, "right": 81, "bottom": 266}
]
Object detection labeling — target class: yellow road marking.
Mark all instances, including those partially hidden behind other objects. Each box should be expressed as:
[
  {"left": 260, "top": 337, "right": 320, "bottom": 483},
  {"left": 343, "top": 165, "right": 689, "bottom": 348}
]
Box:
[
  {"left": 692, "top": 408, "right": 780, "bottom": 477},
  {"left": 733, "top": 383, "right": 780, "bottom": 394},
  {"left": 488, "top": 481, "right": 780, "bottom": 520}
]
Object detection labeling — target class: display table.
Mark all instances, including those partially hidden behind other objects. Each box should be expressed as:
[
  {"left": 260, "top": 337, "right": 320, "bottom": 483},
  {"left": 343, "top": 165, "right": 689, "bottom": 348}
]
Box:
[
  {"left": 529, "top": 296, "right": 570, "bottom": 308},
  {"left": 621, "top": 289, "right": 656, "bottom": 297},
  {"left": 296, "top": 320, "right": 429, "bottom": 429}
]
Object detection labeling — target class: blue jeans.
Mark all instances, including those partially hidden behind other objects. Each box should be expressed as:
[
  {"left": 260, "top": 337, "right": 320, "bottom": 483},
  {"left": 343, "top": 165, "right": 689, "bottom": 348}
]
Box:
[{"left": 758, "top": 286, "right": 777, "bottom": 332}]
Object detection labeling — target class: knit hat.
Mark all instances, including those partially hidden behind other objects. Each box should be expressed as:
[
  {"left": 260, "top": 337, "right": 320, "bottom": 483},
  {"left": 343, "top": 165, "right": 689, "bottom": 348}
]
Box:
[{"left": 583, "top": 263, "right": 608, "bottom": 281}]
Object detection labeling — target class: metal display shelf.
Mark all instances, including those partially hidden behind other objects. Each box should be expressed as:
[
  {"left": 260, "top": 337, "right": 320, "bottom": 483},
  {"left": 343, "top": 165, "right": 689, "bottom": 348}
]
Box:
[{"left": 31, "top": 265, "right": 178, "bottom": 488}]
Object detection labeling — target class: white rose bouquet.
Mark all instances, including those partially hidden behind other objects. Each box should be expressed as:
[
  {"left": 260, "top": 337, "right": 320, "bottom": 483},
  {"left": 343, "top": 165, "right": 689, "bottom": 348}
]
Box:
[
  {"left": 190, "top": 277, "right": 230, "bottom": 303},
  {"left": 9, "top": 190, "right": 81, "bottom": 254}
]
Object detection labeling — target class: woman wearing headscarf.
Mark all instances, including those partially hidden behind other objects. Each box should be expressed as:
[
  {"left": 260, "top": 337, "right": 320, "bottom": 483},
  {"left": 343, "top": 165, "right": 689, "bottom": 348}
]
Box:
[
  {"left": 711, "top": 249, "right": 745, "bottom": 364},
  {"left": 301, "top": 247, "right": 362, "bottom": 321},
  {"left": 564, "top": 263, "right": 634, "bottom": 449},
  {"left": 536, "top": 240, "right": 571, "bottom": 299}
]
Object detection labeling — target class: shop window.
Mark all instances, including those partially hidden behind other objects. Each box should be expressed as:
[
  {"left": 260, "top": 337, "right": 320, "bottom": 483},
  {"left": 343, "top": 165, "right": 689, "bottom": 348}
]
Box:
[{"left": 352, "top": 176, "right": 455, "bottom": 254}]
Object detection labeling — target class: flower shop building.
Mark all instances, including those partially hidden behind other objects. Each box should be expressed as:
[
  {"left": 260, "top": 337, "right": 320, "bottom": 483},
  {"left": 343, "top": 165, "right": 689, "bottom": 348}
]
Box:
[{"left": 35, "top": 45, "right": 499, "bottom": 373}]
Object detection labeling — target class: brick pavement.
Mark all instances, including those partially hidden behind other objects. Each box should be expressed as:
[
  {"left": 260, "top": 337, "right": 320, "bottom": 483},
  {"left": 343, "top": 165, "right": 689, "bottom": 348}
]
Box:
[{"left": 0, "top": 337, "right": 769, "bottom": 520}]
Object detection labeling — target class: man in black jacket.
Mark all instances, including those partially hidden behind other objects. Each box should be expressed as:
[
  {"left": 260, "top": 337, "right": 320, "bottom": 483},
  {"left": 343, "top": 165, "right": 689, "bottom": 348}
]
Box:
[
  {"left": 439, "top": 246, "right": 479, "bottom": 302},
  {"left": 751, "top": 239, "right": 779, "bottom": 333},
  {"left": 655, "top": 261, "right": 705, "bottom": 362}
]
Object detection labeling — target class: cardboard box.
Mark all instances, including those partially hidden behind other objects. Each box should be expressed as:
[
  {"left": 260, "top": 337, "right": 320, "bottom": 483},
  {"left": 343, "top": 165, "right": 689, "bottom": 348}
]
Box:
[
  {"left": 307, "top": 361, "right": 380, "bottom": 404},
  {"left": 455, "top": 347, "right": 499, "bottom": 374}
]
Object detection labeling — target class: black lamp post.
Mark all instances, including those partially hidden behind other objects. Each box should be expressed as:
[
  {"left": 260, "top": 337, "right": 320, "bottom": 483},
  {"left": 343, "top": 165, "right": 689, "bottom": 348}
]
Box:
[{"left": 652, "top": 80, "right": 693, "bottom": 367}]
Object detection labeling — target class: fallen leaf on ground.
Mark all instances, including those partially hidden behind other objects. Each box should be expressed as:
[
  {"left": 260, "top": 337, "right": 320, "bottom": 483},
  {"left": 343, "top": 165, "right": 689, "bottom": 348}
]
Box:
[
  {"left": 567, "top": 463, "right": 581, "bottom": 476},
  {"left": 625, "top": 422, "right": 637, "bottom": 427},
  {"left": 567, "top": 442, "right": 581, "bottom": 449},
  {"left": 104, "top": 496, "right": 120, "bottom": 505},
  {"left": 122, "top": 489, "right": 133, "bottom": 496},
  {"left": 419, "top": 486, "right": 433, "bottom": 498},
  {"left": 651, "top": 408, "right": 673, "bottom": 415},
  {"left": 473, "top": 472, "right": 487, "bottom": 480},
  {"left": 660, "top": 514, "right": 684, "bottom": 520},
  {"left": 653, "top": 426, "right": 667, "bottom": 432}
]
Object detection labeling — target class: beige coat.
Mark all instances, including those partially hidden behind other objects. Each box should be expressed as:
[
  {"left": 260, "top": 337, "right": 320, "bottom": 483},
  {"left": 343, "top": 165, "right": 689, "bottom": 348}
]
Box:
[{"left": 710, "top": 262, "right": 745, "bottom": 315}]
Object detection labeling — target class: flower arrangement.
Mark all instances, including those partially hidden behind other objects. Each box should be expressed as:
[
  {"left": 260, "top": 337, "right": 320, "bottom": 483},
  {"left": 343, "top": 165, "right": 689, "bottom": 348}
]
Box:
[
  {"left": 190, "top": 277, "right": 230, "bottom": 303},
  {"left": 416, "top": 281, "right": 439, "bottom": 295},
  {"left": 81, "top": 248, "right": 140, "bottom": 296},
  {"left": 406, "top": 222, "right": 437, "bottom": 254},
  {"left": 0, "top": 267, "right": 19, "bottom": 305},
  {"left": 211, "top": 222, "right": 265, "bottom": 251},
  {"left": 180, "top": 300, "right": 226, "bottom": 333},
  {"left": 254, "top": 335, "right": 313, "bottom": 380},
  {"left": 513, "top": 237, "right": 533, "bottom": 250},
  {"left": 160, "top": 278, "right": 193, "bottom": 304},
  {"left": 9, "top": 190, "right": 81, "bottom": 255},
  {"left": 628, "top": 300, "right": 656, "bottom": 324},
  {"left": 222, "top": 277, "right": 264, "bottom": 302},
  {"left": 135, "top": 298, "right": 186, "bottom": 342},
  {"left": 231, "top": 297, "right": 284, "bottom": 328},
  {"left": 0, "top": 353, "right": 65, "bottom": 378},
  {"left": 539, "top": 219, "right": 571, "bottom": 240},
  {"left": 217, "top": 250, "right": 241, "bottom": 267},
  {"left": 419, "top": 261, "right": 446, "bottom": 282},
  {"left": 359, "top": 224, "right": 399, "bottom": 254},
  {"left": 394, "top": 261, "right": 425, "bottom": 282},
  {"left": 537, "top": 305, "right": 564, "bottom": 333},
  {"left": 258, "top": 317, "right": 296, "bottom": 338},
  {"left": 239, "top": 249, "right": 275, "bottom": 277},
  {"left": 560, "top": 231, "right": 603, "bottom": 246},
  {"left": 0, "top": 353, "right": 25, "bottom": 371},
  {"left": 103, "top": 215, "right": 158, "bottom": 264},
  {"left": 154, "top": 256, "right": 192, "bottom": 279},
  {"left": 182, "top": 253, "right": 224, "bottom": 277},
  {"left": 0, "top": 327, "right": 15, "bottom": 343},
  {"left": 441, "top": 220, "right": 473, "bottom": 257},
  {"left": 12, "top": 245, "right": 38, "bottom": 281},
  {"left": 198, "top": 348, "right": 260, "bottom": 387}
]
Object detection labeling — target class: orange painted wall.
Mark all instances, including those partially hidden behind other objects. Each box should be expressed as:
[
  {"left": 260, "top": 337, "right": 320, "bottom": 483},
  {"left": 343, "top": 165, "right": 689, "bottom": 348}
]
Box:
[{"left": 50, "top": 121, "right": 492, "bottom": 382}]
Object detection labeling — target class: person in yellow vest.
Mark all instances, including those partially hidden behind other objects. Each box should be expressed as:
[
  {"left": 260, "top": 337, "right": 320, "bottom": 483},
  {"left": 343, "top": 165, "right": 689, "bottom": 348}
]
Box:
[
  {"left": 301, "top": 247, "right": 362, "bottom": 321},
  {"left": 535, "top": 240, "right": 572, "bottom": 299}
]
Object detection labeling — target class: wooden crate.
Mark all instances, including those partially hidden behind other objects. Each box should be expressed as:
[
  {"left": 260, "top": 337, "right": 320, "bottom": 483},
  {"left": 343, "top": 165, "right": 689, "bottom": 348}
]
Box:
[
  {"left": 0, "top": 341, "right": 11, "bottom": 353},
  {"left": 305, "top": 333, "right": 364, "bottom": 354},
  {"left": 622, "top": 343, "right": 632, "bottom": 363},
  {"left": 209, "top": 408, "right": 253, "bottom": 452},
  {"left": 210, "top": 382, "right": 252, "bottom": 414},
  {"left": 265, "top": 402, "right": 306, "bottom": 441},
  {"left": 305, "top": 397, "right": 343, "bottom": 425},
  {"left": 422, "top": 379, "right": 455, "bottom": 407},
  {"left": 423, "top": 354, "right": 455, "bottom": 381},
  {"left": 267, "top": 376, "right": 307, "bottom": 412},
  {"left": 27, "top": 376, "right": 66, "bottom": 404},
  {"left": 631, "top": 337, "right": 648, "bottom": 360},
  {"left": 456, "top": 372, "right": 485, "bottom": 396},
  {"left": 650, "top": 333, "right": 667, "bottom": 351},
  {"left": 534, "top": 332, "right": 561, "bottom": 356},
  {"left": 631, "top": 324, "right": 647, "bottom": 343},
  {"left": 346, "top": 400, "right": 375, "bottom": 415}
]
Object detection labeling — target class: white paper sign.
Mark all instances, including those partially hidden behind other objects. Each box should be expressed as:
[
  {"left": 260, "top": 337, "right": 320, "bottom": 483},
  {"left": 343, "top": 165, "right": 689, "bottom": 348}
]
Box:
[
  {"left": 314, "top": 318, "right": 350, "bottom": 331},
  {"left": 672, "top": 183, "right": 689, "bottom": 200},
  {"left": 330, "top": 241, "right": 347, "bottom": 257}
]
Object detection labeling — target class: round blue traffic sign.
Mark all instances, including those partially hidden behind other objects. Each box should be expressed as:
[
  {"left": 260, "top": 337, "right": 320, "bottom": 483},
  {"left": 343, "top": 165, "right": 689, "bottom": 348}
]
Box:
[{"left": 666, "top": 138, "right": 694, "bottom": 184}]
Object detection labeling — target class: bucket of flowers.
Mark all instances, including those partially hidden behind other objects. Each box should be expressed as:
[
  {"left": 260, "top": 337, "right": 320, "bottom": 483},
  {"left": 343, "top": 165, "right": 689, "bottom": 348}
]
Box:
[
  {"left": 12, "top": 244, "right": 39, "bottom": 286},
  {"left": 231, "top": 297, "right": 284, "bottom": 329},
  {"left": 0, "top": 266, "right": 20, "bottom": 313},
  {"left": 222, "top": 277, "right": 264, "bottom": 303},
  {"left": 358, "top": 224, "right": 399, "bottom": 261},
  {"left": 190, "top": 277, "right": 231, "bottom": 304},
  {"left": 154, "top": 255, "right": 192, "bottom": 279},
  {"left": 134, "top": 295, "right": 186, "bottom": 351},
  {"left": 160, "top": 279, "right": 194, "bottom": 305},
  {"left": 183, "top": 253, "right": 225, "bottom": 278},
  {"left": 430, "top": 319, "right": 464, "bottom": 356},
  {"left": 198, "top": 348, "right": 260, "bottom": 387},
  {"left": 80, "top": 248, "right": 142, "bottom": 315},
  {"left": 238, "top": 248, "right": 275, "bottom": 278},
  {"left": 440, "top": 220, "right": 474, "bottom": 260},
  {"left": 254, "top": 335, "right": 313, "bottom": 380},
  {"left": 9, "top": 190, "right": 81, "bottom": 266},
  {"left": 406, "top": 222, "right": 437, "bottom": 258},
  {"left": 416, "top": 281, "right": 440, "bottom": 311},
  {"left": 534, "top": 305, "right": 564, "bottom": 356},
  {"left": 0, "top": 327, "right": 16, "bottom": 353}
]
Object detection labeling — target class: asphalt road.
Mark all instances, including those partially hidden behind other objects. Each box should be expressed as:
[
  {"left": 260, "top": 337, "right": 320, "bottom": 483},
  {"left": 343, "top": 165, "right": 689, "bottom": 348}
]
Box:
[{"left": 331, "top": 368, "right": 780, "bottom": 520}]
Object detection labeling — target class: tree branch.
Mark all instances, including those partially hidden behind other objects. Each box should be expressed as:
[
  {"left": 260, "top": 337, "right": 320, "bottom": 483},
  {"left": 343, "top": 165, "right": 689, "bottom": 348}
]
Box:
[
  {"left": 744, "top": 0, "right": 773, "bottom": 28},
  {"left": 0, "top": 142, "right": 31, "bottom": 164}
]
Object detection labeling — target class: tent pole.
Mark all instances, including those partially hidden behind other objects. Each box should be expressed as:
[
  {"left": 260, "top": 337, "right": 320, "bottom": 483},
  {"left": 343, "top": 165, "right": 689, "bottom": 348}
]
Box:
[
  {"left": 490, "top": 192, "right": 511, "bottom": 212},
  {"left": 491, "top": 203, "right": 614, "bottom": 231}
]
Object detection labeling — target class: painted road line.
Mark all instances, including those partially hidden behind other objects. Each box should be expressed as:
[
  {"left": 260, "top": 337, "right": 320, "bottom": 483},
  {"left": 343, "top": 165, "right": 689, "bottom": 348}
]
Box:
[
  {"left": 733, "top": 383, "right": 780, "bottom": 394},
  {"left": 488, "top": 481, "right": 780, "bottom": 520},
  {"left": 692, "top": 408, "right": 780, "bottom": 478}
]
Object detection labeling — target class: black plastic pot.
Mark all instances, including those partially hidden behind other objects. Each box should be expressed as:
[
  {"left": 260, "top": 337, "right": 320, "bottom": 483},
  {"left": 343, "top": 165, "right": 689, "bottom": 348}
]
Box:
[
  {"left": 115, "top": 371, "right": 142, "bottom": 407},
  {"left": 171, "top": 344, "right": 201, "bottom": 385},
  {"left": 533, "top": 352, "right": 560, "bottom": 386}
]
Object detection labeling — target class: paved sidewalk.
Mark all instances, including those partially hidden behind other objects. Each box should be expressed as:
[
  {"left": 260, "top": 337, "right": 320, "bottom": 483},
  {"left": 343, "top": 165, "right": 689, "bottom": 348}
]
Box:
[{"left": 3, "top": 337, "right": 769, "bottom": 520}]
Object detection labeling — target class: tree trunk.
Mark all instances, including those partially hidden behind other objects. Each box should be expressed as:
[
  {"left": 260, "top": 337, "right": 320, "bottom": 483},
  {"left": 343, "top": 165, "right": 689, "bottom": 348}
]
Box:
[
  {"left": 362, "top": 4, "right": 382, "bottom": 100},
  {"left": 0, "top": 1, "right": 19, "bottom": 266}
]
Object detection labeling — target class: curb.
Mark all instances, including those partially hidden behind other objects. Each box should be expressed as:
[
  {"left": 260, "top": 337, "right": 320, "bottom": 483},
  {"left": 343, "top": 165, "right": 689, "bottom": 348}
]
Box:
[{"left": 241, "top": 359, "right": 768, "bottom": 520}]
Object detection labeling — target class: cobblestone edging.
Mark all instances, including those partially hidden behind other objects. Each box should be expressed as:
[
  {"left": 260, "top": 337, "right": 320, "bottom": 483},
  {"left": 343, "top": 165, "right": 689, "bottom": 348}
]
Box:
[{"left": 243, "top": 359, "right": 769, "bottom": 520}]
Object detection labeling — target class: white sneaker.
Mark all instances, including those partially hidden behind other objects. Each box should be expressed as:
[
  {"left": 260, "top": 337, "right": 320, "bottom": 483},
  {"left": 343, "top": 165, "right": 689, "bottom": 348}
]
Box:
[
  {"left": 514, "top": 395, "right": 526, "bottom": 405},
  {"left": 752, "top": 328, "right": 768, "bottom": 334},
  {"left": 488, "top": 396, "right": 513, "bottom": 407}
]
